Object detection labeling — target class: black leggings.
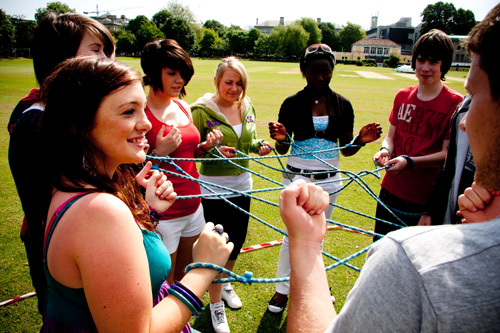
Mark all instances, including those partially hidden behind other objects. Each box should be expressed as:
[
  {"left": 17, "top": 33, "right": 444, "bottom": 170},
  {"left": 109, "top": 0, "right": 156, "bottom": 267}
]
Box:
[{"left": 202, "top": 196, "right": 251, "bottom": 260}]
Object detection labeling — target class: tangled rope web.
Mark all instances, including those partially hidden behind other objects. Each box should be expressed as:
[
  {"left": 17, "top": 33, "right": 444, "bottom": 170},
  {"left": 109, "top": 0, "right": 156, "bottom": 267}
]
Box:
[{"left": 146, "top": 139, "right": 412, "bottom": 285}]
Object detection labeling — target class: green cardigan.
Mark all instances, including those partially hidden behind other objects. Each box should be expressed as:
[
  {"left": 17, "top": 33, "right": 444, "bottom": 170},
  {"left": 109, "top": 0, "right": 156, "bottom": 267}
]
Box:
[{"left": 191, "top": 93, "right": 263, "bottom": 176}]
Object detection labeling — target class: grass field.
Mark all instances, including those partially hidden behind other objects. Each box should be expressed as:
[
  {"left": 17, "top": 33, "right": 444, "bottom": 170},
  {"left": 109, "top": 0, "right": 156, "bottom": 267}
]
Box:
[{"left": 0, "top": 57, "right": 468, "bottom": 332}]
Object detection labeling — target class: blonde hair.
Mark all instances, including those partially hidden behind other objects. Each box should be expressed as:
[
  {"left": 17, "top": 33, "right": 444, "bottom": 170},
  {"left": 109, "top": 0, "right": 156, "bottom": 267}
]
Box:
[{"left": 214, "top": 56, "right": 248, "bottom": 108}]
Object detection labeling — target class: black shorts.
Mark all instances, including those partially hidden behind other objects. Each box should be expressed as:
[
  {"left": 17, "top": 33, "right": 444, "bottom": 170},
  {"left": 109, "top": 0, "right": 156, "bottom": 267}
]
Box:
[
  {"left": 201, "top": 196, "right": 251, "bottom": 260},
  {"left": 374, "top": 188, "right": 426, "bottom": 242}
]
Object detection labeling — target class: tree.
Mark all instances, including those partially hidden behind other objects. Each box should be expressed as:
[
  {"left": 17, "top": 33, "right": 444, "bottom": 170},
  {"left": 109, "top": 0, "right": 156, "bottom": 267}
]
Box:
[
  {"left": 384, "top": 54, "right": 401, "bottom": 68},
  {"left": 134, "top": 20, "right": 164, "bottom": 51},
  {"left": 203, "top": 19, "right": 227, "bottom": 38},
  {"left": 254, "top": 34, "right": 276, "bottom": 56},
  {"left": 420, "top": 1, "right": 475, "bottom": 35},
  {"left": 116, "top": 31, "right": 136, "bottom": 55},
  {"left": 420, "top": 2, "right": 457, "bottom": 35},
  {"left": 0, "top": 10, "right": 16, "bottom": 56},
  {"left": 226, "top": 27, "right": 248, "bottom": 54},
  {"left": 247, "top": 28, "right": 262, "bottom": 54},
  {"left": 453, "top": 8, "right": 476, "bottom": 35},
  {"left": 198, "top": 28, "right": 224, "bottom": 57},
  {"left": 34, "top": 1, "right": 74, "bottom": 22},
  {"left": 298, "top": 18, "right": 322, "bottom": 46},
  {"left": 126, "top": 15, "right": 151, "bottom": 35},
  {"left": 166, "top": 0, "right": 196, "bottom": 23},
  {"left": 338, "top": 22, "right": 365, "bottom": 52},
  {"left": 270, "top": 23, "right": 309, "bottom": 57},
  {"left": 318, "top": 22, "right": 339, "bottom": 50},
  {"left": 10, "top": 16, "right": 36, "bottom": 50},
  {"left": 161, "top": 16, "right": 196, "bottom": 52},
  {"left": 152, "top": 9, "right": 172, "bottom": 28}
]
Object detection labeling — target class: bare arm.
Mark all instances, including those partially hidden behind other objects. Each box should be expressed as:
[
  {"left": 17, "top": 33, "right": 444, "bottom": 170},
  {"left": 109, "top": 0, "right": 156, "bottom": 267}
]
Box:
[
  {"left": 268, "top": 122, "right": 290, "bottom": 155},
  {"left": 60, "top": 193, "right": 231, "bottom": 332},
  {"left": 373, "top": 124, "right": 396, "bottom": 167},
  {"left": 280, "top": 181, "right": 336, "bottom": 332},
  {"left": 341, "top": 122, "right": 382, "bottom": 157},
  {"left": 385, "top": 138, "right": 448, "bottom": 175}
]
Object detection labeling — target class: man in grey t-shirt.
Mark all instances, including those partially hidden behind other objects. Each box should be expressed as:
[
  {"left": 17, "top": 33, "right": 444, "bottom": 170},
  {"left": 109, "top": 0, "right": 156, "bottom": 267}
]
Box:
[{"left": 279, "top": 4, "right": 500, "bottom": 332}]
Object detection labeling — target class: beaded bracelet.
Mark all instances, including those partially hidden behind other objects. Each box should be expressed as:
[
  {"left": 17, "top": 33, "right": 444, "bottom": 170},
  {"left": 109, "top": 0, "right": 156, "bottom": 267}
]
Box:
[{"left": 148, "top": 206, "right": 164, "bottom": 223}]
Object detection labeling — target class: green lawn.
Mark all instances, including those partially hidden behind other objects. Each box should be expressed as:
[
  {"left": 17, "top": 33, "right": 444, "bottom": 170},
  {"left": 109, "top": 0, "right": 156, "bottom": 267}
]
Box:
[{"left": 0, "top": 58, "right": 468, "bottom": 332}]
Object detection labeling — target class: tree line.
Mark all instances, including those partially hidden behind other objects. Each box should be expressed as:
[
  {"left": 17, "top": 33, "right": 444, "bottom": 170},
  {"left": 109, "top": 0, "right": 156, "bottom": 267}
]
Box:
[{"left": 0, "top": 0, "right": 477, "bottom": 59}]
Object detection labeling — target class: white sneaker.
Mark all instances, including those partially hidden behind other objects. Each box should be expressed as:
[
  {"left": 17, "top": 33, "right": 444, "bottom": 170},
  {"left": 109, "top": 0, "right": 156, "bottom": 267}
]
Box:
[
  {"left": 221, "top": 282, "right": 242, "bottom": 309},
  {"left": 210, "top": 302, "right": 230, "bottom": 333}
]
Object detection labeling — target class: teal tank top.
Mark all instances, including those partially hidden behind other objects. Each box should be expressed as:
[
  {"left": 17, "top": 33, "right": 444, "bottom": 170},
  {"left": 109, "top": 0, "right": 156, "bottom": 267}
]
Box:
[{"left": 42, "top": 192, "right": 171, "bottom": 330}]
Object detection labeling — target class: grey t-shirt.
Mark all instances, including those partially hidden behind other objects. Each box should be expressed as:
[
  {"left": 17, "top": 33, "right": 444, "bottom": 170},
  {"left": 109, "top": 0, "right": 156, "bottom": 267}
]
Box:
[{"left": 327, "top": 220, "right": 500, "bottom": 332}]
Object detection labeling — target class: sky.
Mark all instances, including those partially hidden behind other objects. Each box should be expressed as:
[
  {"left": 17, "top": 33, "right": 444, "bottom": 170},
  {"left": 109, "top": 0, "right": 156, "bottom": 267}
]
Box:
[{"left": 1, "top": 0, "right": 497, "bottom": 30}]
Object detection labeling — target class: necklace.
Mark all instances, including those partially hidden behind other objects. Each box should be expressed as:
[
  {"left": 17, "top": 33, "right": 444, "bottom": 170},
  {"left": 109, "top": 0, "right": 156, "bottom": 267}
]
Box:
[{"left": 313, "top": 95, "right": 326, "bottom": 104}]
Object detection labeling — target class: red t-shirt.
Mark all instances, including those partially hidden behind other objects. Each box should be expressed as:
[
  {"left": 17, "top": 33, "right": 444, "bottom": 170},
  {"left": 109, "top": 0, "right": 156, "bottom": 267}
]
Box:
[
  {"left": 146, "top": 100, "right": 201, "bottom": 219},
  {"left": 381, "top": 84, "right": 463, "bottom": 205}
]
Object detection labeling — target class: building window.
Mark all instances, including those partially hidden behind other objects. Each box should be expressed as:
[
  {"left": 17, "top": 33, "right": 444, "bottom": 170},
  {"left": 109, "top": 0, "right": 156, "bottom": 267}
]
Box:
[
  {"left": 364, "top": 47, "right": 370, "bottom": 53},
  {"left": 384, "top": 48, "right": 389, "bottom": 55},
  {"left": 377, "top": 48, "right": 383, "bottom": 54},
  {"left": 370, "top": 47, "right": 376, "bottom": 54}
]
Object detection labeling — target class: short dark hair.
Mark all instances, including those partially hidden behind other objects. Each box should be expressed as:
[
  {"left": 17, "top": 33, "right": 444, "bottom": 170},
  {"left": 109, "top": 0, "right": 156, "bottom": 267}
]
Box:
[
  {"left": 32, "top": 12, "right": 115, "bottom": 86},
  {"left": 411, "top": 29, "right": 453, "bottom": 80},
  {"left": 465, "top": 3, "right": 500, "bottom": 102},
  {"left": 300, "top": 44, "right": 335, "bottom": 76},
  {"left": 141, "top": 39, "right": 194, "bottom": 98}
]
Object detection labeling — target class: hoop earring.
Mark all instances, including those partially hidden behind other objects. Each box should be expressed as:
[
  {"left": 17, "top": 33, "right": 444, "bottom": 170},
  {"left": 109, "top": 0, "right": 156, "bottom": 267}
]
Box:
[{"left": 82, "top": 155, "right": 97, "bottom": 177}]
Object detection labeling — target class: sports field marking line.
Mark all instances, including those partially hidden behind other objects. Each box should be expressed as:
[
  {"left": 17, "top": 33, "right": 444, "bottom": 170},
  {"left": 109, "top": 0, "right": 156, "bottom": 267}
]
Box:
[{"left": 354, "top": 71, "right": 395, "bottom": 80}]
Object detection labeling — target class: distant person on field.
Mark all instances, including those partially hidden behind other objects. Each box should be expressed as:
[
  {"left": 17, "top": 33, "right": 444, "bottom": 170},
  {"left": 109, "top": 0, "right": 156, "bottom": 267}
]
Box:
[{"left": 372, "top": 29, "right": 463, "bottom": 241}]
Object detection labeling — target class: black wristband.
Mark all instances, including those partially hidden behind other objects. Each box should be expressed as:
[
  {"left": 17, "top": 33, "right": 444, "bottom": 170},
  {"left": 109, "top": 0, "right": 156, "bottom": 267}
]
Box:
[
  {"left": 198, "top": 143, "right": 207, "bottom": 152},
  {"left": 401, "top": 155, "right": 414, "bottom": 170}
]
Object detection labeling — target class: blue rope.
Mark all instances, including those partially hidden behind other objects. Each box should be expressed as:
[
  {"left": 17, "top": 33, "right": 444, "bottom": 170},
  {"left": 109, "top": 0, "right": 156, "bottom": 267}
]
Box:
[{"left": 146, "top": 136, "right": 420, "bottom": 284}]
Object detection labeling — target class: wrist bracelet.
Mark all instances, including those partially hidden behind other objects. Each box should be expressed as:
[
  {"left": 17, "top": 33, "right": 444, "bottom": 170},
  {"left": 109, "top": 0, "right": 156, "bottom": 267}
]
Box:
[
  {"left": 170, "top": 285, "right": 203, "bottom": 312},
  {"left": 167, "top": 281, "right": 204, "bottom": 317},
  {"left": 168, "top": 288, "right": 202, "bottom": 317},
  {"left": 380, "top": 146, "right": 390, "bottom": 156},
  {"left": 401, "top": 155, "right": 414, "bottom": 170},
  {"left": 198, "top": 143, "right": 208, "bottom": 153},
  {"left": 149, "top": 206, "right": 164, "bottom": 223},
  {"left": 351, "top": 135, "right": 365, "bottom": 147},
  {"left": 173, "top": 281, "right": 203, "bottom": 307}
]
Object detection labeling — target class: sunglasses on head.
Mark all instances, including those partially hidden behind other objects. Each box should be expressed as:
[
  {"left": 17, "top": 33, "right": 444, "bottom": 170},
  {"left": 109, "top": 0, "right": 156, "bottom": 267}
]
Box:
[{"left": 304, "top": 44, "right": 334, "bottom": 58}]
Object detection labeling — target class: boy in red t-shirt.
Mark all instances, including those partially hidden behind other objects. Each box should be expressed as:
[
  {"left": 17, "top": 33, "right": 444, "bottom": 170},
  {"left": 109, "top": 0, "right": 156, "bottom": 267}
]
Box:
[{"left": 372, "top": 29, "right": 463, "bottom": 241}]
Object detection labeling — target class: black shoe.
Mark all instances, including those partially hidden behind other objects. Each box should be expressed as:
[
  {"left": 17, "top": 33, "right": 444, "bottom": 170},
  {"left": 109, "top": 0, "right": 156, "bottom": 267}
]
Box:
[{"left": 267, "top": 292, "right": 288, "bottom": 313}]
